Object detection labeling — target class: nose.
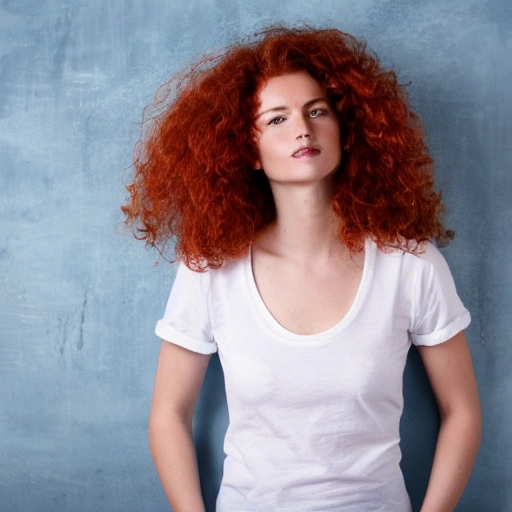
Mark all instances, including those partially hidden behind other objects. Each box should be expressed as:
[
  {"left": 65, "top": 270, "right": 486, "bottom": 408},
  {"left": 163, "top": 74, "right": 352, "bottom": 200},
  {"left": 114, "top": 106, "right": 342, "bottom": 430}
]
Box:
[{"left": 295, "top": 114, "right": 311, "bottom": 139}]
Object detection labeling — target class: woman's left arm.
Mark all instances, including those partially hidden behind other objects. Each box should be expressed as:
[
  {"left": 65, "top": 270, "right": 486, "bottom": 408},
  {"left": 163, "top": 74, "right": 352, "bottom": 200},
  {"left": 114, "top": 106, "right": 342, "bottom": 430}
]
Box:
[{"left": 418, "top": 330, "right": 482, "bottom": 512}]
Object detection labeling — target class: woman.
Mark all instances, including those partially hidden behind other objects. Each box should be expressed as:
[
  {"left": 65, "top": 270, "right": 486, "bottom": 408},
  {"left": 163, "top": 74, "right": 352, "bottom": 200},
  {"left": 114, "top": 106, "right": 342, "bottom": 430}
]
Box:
[{"left": 123, "top": 26, "right": 481, "bottom": 512}]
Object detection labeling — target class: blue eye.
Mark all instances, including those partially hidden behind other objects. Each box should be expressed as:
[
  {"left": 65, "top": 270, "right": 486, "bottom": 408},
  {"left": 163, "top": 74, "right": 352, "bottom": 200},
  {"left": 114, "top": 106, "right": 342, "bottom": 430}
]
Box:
[
  {"left": 268, "top": 116, "right": 285, "bottom": 125},
  {"left": 309, "top": 109, "right": 326, "bottom": 118}
]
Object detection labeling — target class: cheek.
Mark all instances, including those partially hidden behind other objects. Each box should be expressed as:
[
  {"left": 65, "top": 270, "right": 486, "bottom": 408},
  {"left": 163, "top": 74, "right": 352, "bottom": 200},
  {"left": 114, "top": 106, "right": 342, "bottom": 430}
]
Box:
[
  {"left": 256, "top": 136, "right": 278, "bottom": 164},
  {"left": 327, "top": 126, "right": 342, "bottom": 152}
]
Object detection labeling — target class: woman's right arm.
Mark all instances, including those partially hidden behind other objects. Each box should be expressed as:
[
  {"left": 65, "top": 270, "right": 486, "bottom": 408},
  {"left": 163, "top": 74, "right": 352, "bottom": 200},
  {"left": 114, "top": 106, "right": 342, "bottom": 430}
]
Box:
[{"left": 149, "top": 340, "right": 212, "bottom": 512}]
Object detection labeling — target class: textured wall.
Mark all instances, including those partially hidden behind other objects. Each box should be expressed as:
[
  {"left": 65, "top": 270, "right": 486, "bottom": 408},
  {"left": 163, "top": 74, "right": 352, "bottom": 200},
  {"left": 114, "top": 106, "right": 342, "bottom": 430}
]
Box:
[{"left": 1, "top": 1, "right": 511, "bottom": 511}]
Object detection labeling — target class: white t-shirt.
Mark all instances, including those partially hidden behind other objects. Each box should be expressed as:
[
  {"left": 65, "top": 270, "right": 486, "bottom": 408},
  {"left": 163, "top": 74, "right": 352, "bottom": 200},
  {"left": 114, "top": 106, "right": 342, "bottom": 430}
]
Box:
[{"left": 155, "top": 239, "right": 470, "bottom": 512}]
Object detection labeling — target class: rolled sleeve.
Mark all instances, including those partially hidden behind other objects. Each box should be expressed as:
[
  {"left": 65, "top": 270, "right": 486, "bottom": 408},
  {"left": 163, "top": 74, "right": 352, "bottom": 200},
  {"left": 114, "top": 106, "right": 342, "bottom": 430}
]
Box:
[
  {"left": 155, "top": 262, "right": 217, "bottom": 354},
  {"left": 410, "top": 243, "right": 471, "bottom": 347}
]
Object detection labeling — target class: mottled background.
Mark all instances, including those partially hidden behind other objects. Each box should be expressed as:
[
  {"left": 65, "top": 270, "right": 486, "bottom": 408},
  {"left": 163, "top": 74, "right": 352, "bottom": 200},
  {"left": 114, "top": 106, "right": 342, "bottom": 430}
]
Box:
[{"left": 1, "top": 1, "right": 511, "bottom": 511}]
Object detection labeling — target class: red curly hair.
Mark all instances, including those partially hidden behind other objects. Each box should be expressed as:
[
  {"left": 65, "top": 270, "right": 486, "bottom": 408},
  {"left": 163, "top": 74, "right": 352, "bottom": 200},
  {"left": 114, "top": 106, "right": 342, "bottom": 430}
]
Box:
[{"left": 122, "top": 25, "right": 453, "bottom": 270}]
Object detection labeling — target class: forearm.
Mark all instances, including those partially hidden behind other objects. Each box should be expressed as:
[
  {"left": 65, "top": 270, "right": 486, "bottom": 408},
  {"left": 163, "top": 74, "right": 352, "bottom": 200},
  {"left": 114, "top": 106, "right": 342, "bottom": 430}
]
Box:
[
  {"left": 420, "top": 412, "right": 482, "bottom": 512},
  {"left": 149, "top": 412, "right": 205, "bottom": 512}
]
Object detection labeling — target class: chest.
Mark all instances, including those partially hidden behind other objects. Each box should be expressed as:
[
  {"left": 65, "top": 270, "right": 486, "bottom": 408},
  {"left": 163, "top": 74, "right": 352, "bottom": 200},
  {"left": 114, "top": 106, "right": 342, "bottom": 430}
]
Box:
[
  {"left": 208, "top": 245, "right": 414, "bottom": 409},
  {"left": 251, "top": 252, "right": 365, "bottom": 335},
  {"left": 221, "top": 333, "right": 409, "bottom": 413}
]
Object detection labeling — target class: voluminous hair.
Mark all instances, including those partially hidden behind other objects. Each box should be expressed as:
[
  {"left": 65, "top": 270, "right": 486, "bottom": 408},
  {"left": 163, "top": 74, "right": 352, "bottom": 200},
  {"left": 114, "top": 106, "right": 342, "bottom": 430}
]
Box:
[{"left": 122, "top": 25, "right": 453, "bottom": 270}]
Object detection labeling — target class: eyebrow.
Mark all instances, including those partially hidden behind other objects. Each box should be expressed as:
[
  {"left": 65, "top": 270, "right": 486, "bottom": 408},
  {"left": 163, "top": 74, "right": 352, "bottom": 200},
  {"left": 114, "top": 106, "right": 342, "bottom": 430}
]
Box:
[{"left": 256, "top": 97, "right": 330, "bottom": 119}]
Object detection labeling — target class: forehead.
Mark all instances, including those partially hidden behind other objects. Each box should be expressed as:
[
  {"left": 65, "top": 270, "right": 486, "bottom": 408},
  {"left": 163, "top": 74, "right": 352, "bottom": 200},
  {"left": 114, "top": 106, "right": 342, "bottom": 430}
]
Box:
[{"left": 257, "top": 72, "right": 326, "bottom": 108}]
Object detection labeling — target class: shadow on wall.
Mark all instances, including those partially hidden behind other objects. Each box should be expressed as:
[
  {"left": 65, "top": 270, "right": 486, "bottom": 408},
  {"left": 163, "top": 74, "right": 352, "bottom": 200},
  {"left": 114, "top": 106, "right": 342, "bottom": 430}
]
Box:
[
  {"left": 193, "top": 355, "right": 228, "bottom": 511},
  {"left": 400, "top": 346, "right": 440, "bottom": 512}
]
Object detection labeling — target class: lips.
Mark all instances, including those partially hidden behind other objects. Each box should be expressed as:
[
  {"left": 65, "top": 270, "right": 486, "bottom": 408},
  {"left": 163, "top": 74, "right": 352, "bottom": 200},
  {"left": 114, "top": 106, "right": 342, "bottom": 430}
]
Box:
[{"left": 292, "top": 145, "right": 320, "bottom": 158}]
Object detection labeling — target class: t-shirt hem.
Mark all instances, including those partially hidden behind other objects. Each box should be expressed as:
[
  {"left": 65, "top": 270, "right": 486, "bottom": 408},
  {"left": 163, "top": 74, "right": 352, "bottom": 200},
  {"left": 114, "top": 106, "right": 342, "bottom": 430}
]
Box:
[{"left": 155, "top": 321, "right": 218, "bottom": 354}]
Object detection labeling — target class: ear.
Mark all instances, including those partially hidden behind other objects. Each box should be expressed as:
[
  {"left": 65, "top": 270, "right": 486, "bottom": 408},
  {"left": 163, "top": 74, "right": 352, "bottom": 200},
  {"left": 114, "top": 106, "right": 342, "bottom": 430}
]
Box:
[{"left": 254, "top": 159, "right": 263, "bottom": 170}]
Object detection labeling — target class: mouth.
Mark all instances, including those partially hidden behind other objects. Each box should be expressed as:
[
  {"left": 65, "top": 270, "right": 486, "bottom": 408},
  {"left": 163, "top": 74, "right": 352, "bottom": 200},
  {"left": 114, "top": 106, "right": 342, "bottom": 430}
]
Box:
[{"left": 292, "top": 145, "right": 320, "bottom": 158}]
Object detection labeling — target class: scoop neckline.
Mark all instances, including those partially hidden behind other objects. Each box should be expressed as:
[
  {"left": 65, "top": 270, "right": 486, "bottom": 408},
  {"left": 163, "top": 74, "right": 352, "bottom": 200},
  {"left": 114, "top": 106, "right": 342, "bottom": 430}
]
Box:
[{"left": 244, "top": 238, "right": 375, "bottom": 343}]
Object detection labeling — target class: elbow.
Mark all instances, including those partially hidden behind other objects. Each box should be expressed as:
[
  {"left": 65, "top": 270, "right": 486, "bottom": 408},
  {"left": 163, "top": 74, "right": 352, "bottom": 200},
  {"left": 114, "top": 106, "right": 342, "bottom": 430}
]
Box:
[
  {"left": 473, "top": 411, "right": 483, "bottom": 451},
  {"left": 440, "top": 404, "right": 483, "bottom": 452},
  {"left": 466, "top": 414, "right": 483, "bottom": 455},
  {"left": 465, "top": 411, "right": 483, "bottom": 463},
  {"left": 148, "top": 410, "right": 160, "bottom": 462},
  {"left": 148, "top": 406, "right": 194, "bottom": 459}
]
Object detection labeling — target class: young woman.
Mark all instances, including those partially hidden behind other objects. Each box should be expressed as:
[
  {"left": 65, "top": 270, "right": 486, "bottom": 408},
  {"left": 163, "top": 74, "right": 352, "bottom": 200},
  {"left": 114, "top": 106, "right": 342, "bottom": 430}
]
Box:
[{"left": 123, "top": 26, "right": 481, "bottom": 512}]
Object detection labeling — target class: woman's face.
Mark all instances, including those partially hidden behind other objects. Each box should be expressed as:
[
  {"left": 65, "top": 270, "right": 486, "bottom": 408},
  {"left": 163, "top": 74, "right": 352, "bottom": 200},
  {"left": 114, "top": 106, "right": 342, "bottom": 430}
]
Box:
[{"left": 254, "top": 71, "right": 342, "bottom": 187}]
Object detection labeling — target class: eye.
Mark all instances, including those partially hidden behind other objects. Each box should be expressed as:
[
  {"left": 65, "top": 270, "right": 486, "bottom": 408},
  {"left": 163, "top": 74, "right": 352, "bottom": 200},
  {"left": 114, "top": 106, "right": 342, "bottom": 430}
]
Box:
[
  {"left": 267, "top": 115, "right": 285, "bottom": 126},
  {"left": 309, "top": 108, "right": 327, "bottom": 118}
]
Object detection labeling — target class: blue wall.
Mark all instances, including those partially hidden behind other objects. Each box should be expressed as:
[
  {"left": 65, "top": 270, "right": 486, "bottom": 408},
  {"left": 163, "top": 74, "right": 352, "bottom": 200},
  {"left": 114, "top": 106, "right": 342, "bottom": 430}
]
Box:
[{"left": 1, "top": 1, "right": 511, "bottom": 510}]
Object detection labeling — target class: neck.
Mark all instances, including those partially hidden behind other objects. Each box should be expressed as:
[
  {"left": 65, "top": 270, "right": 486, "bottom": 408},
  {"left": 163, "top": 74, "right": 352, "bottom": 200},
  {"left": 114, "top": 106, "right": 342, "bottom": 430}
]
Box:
[{"left": 259, "top": 180, "right": 344, "bottom": 262}]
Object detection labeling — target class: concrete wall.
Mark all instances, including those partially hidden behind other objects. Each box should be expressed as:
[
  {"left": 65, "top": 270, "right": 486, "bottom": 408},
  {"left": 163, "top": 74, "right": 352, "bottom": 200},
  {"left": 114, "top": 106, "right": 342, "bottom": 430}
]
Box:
[{"left": 1, "top": 1, "right": 511, "bottom": 510}]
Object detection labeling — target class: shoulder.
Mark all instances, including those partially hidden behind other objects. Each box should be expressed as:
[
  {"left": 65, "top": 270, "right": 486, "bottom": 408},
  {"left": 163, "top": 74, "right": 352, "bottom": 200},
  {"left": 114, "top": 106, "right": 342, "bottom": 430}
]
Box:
[
  {"left": 177, "top": 251, "right": 250, "bottom": 292},
  {"left": 373, "top": 240, "right": 450, "bottom": 271},
  {"left": 413, "top": 241, "right": 449, "bottom": 266},
  {"left": 369, "top": 240, "right": 459, "bottom": 301},
  {"left": 407, "top": 241, "right": 455, "bottom": 285},
  {"left": 177, "top": 250, "right": 248, "bottom": 277}
]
